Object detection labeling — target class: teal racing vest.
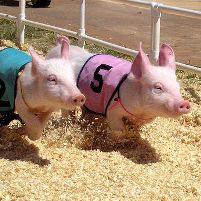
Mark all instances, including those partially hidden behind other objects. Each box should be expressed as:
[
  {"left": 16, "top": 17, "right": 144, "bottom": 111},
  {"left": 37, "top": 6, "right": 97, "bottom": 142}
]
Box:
[{"left": 0, "top": 48, "right": 32, "bottom": 112}]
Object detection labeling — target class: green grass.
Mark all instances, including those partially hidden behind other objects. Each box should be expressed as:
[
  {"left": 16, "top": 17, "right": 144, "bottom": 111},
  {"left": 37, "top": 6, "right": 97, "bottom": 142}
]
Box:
[{"left": 0, "top": 19, "right": 16, "bottom": 40}]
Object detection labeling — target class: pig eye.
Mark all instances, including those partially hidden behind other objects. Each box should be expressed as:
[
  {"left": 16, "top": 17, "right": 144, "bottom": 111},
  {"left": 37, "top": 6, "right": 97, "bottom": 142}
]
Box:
[
  {"left": 47, "top": 74, "right": 57, "bottom": 85},
  {"left": 152, "top": 83, "right": 164, "bottom": 94}
]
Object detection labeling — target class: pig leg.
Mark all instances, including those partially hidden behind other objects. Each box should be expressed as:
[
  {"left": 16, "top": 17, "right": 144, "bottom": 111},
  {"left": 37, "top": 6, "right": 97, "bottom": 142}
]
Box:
[
  {"left": 16, "top": 106, "right": 51, "bottom": 140},
  {"left": 15, "top": 81, "right": 51, "bottom": 140},
  {"left": 107, "top": 113, "right": 124, "bottom": 131},
  {"left": 107, "top": 112, "right": 128, "bottom": 141}
]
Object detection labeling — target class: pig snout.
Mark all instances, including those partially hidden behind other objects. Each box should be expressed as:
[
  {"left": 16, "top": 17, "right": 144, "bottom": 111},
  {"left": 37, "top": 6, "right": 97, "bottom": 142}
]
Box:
[
  {"left": 71, "top": 94, "right": 86, "bottom": 106},
  {"left": 177, "top": 100, "right": 191, "bottom": 114}
]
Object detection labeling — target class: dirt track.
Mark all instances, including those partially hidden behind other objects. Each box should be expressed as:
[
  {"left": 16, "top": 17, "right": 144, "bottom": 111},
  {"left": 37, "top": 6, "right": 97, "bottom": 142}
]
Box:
[
  {"left": 0, "top": 39, "right": 200, "bottom": 200},
  {"left": 0, "top": 0, "right": 201, "bottom": 66}
]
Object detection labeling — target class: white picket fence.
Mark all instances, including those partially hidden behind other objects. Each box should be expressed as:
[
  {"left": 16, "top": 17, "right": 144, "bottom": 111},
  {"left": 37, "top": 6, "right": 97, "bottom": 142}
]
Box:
[{"left": 0, "top": 0, "right": 201, "bottom": 75}]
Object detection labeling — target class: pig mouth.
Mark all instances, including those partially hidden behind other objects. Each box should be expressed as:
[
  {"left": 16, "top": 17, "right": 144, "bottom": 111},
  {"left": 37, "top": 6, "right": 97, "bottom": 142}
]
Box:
[
  {"left": 61, "top": 102, "right": 76, "bottom": 110},
  {"left": 165, "top": 113, "right": 183, "bottom": 118},
  {"left": 161, "top": 109, "right": 189, "bottom": 118},
  {"left": 60, "top": 99, "right": 83, "bottom": 110}
]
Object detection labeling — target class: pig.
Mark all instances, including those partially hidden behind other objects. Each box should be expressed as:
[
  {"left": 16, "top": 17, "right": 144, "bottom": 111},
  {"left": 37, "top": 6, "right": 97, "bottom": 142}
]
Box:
[
  {"left": 0, "top": 39, "right": 85, "bottom": 140},
  {"left": 47, "top": 36, "right": 190, "bottom": 141}
]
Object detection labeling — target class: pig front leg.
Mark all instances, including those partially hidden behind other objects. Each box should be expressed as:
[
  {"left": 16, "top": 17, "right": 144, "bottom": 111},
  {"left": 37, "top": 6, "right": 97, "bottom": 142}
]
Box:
[
  {"left": 15, "top": 82, "right": 51, "bottom": 140},
  {"left": 107, "top": 113, "right": 124, "bottom": 131},
  {"left": 16, "top": 105, "right": 51, "bottom": 140},
  {"left": 107, "top": 111, "right": 128, "bottom": 142}
]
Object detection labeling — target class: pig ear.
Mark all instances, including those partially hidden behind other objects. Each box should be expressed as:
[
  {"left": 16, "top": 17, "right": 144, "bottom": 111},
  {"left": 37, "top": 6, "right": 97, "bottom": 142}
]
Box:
[
  {"left": 61, "top": 39, "right": 70, "bottom": 60},
  {"left": 29, "top": 46, "right": 44, "bottom": 74},
  {"left": 158, "top": 44, "right": 176, "bottom": 71},
  {"left": 131, "top": 42, "right": 151, "bottom": 79},
  {"left": 56, "top": 35, "right": 70, "bottom": 45}
]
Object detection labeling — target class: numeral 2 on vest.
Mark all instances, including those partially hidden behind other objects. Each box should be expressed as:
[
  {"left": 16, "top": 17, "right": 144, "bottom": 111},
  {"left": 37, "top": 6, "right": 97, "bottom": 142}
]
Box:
[
  {"left": 0, "top": 79, "right": 11, "bottom": 107},
  {"left": 90, "top": 64, "right": 113, "bottom": 93}
]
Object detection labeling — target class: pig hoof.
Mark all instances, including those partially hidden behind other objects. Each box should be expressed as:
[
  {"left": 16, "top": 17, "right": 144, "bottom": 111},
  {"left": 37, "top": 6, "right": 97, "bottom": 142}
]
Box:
[
  {"left": 15, "top": 126, "right": 27, "bottom": 136},
  {"left": 15, "top": 127, "right": 42, "bottom": 140},
  {"left": 28, "top": 133, "right": 42, "bottom": 141}
]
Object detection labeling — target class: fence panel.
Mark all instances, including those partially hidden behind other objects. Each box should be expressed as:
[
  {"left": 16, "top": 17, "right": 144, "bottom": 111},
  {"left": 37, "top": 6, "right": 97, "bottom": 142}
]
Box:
[{"left": 0, "top": 0, "right": 201, "bottom": 75}]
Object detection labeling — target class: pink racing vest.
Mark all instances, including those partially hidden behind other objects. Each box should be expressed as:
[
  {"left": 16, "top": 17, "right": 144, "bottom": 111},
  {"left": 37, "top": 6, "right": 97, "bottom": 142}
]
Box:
[{"left": 77, "top": 54, "right": 132, "bottom": 116}]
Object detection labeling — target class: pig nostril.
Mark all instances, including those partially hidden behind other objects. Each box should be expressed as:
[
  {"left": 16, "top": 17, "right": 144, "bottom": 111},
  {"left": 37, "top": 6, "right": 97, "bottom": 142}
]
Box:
[
  {"left": 179, "top": 102, "right": 190, "bottom": 111},
  {"left": 73, "top": 99, "right": 78, "bottom": 103},
  {"left": 80, "top": 98, "right": 84, "bottom": 103}
]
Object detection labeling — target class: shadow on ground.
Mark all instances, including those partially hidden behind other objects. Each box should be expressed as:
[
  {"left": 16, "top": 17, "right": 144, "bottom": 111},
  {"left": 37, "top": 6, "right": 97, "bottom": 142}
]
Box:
[
  {"left": 0, "top": 112, "right": 160, "bottom": 166},
  {"left": 0, "top": 126, "right": 50, "bottom": 166},
  {"left": 65, "top": 112, "right": 160, "bottom": 164},
  {"left": 91, "top": 131, "right": 160, "bottom": 164}
]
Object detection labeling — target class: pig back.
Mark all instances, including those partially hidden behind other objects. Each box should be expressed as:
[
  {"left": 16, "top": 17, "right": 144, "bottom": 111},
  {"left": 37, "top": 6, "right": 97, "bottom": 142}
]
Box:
[
  {"left": 0, "top": 48, "right": 32, "bottom": 112},
  {"left": 77, "top": 54, "right": 131, "bottom": 116}
]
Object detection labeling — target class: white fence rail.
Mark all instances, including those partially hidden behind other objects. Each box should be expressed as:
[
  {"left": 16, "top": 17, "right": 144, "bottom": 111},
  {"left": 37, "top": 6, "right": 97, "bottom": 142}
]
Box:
[{"left": 0, "top": 0, "right": 201, "bottom": 75}]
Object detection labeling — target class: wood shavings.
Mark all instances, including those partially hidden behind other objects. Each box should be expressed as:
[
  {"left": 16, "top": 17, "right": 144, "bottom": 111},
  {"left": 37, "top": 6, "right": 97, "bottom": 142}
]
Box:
[{"left": 0, "top": 41, "right": 200, "bottom": 200}]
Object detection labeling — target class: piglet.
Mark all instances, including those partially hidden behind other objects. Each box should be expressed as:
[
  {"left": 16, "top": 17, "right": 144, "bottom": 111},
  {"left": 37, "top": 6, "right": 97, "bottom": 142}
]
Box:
[
  {"left": 0, "top": 39, "right": 85, "bottom": 140},
  {"left": 47, "top": 36, "right": 190, "bottom": 141}
]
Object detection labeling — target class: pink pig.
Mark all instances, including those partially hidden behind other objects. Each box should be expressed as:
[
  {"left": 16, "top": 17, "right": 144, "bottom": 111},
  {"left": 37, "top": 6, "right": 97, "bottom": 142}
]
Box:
[
  {"left": 47, "top": 36, "right": 190, "bottom": 141},
  {"left": 14, "top": 39, "right": 85, "bottom": 140}
]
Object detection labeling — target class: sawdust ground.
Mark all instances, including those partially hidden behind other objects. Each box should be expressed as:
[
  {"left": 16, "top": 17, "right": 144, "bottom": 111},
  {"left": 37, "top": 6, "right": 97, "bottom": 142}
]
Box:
[{"left": 0, "top": 40, "right": 201, "bottom": 201}]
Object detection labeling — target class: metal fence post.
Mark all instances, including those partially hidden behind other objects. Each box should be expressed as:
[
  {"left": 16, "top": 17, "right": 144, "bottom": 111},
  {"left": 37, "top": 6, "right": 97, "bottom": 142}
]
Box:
[
  {"left": 78, "top": 0, "right": 86, "bottom": 48},
  {"left": 150, "top": 2, "right": 161, "bottom": 64},
  {"left": 17, "top": 0, "right": 26, "bottom": 44}
]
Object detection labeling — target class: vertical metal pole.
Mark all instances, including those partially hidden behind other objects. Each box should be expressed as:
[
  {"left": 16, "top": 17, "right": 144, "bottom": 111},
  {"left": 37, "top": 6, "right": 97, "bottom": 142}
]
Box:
[
  {"left": 17, "top": 0, "right": 26, "bottom": 44},
  {"left": 150, "top": 2, "right": 161, "bottom": 64},
  {"left": 78, "top": 0, "right": 86, "bottom": 48}
]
